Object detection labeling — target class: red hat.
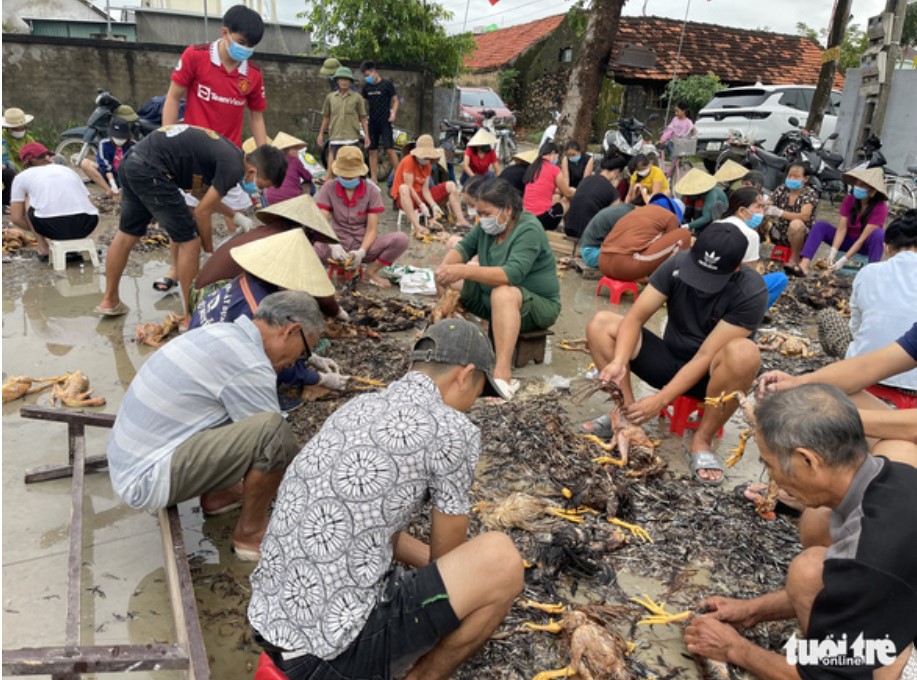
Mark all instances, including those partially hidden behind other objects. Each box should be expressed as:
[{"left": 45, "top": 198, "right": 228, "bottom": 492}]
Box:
[{"left": 19, "top": 142, "right": 50, "bottom": 164}]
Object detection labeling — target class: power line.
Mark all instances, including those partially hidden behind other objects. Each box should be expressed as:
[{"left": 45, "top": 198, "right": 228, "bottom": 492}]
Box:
[{"left": 441, "top": 0, "right": 564, "bottom": 26}]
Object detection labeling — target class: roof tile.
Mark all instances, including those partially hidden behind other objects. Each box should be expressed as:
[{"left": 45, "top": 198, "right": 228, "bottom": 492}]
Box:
[{"left": 465, "top": 15, "right": 564, "bottom": 71}]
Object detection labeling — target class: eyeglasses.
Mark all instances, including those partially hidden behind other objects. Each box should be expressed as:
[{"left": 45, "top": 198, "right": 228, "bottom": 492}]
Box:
[{"left": 287, "top": 316, "right": 311, "bottom": 360}]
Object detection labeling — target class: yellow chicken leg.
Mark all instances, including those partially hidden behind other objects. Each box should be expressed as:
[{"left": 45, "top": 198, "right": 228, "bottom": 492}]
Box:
[
  {"left": 545, "top": 508, "right": 585, "bottom": 523},
  {"left": 725, "top": 429, "right": 753, "bottom": 468},
  {"left": 532, "top": 667, "right": 574, "bottom": 680},
  {"left": 523, "top": 618, "right": 564, "bottom": 634},
  {"left": 632, "top": 594, "right": 692, "bottom": 625},
  {"left": 608, "top": 518, "right": 653, "bottom": 543},
  {"left": 522, "top": 600, "right": 566, "bottom": 615}
]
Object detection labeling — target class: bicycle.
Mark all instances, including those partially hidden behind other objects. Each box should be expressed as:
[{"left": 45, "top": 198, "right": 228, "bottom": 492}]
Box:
[
  {"left": 884, "top": 154, "right": 917, "bottom": 215},
  {"left": 660, "top": 136, "right": 696, "bottom": 189}
]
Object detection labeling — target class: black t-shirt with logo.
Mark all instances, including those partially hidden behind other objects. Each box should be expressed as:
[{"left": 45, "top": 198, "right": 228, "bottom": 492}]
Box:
[
  {"left": 361, "top": 79, "right": 397, "bottom": 124},
  {"left": 137, "top": 124, "right": 244, "bottom": 197},
  {"left": 649, "top": 252, "right": 767, "bottom": 360}
]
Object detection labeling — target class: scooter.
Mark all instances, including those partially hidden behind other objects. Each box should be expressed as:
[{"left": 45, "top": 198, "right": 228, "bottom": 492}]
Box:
[
  {"left": 438, "top": 118, "right": 477, "bottom": 178},
  {"left": 776, "top": 116, "right": 843, "bottom": 198},
  {"left": 603, "top": 107, "right": 657, "bottom": 162}
]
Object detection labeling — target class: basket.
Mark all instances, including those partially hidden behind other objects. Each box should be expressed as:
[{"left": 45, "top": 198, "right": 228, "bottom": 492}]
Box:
[{"left": 671, "top": 137, "right": 697, "bottom": 157}]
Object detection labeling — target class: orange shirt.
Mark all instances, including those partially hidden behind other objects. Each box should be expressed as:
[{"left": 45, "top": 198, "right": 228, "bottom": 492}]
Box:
[
  {"left": 601, "top": 205, "right": 679, "bottom": 256},
  {"left": 390, "top": 154, "right": 432, "bottom": 200}
]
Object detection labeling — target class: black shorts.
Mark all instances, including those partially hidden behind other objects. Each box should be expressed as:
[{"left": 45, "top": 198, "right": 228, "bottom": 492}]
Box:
[
  {"left": 629, "top": 328, "right": 709, "bottom": 400},
  {"left": 28, "top": 208, "right": 98, "bottom": 241},
  {"left": 118, "top": 152, "right": 197, "bottom": 243},
  {"left": 535, "top": 203, "right": 565, "bottom": 231},
  {"left": 258, "top": 562, "right": 460, "bottom": 680},
  {"left": 368, "top": 120, "right": 394, "bottom": 150}
]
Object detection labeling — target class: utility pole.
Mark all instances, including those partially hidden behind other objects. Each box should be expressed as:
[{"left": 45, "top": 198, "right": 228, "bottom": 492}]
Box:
[
  {"left": 805, "top": 0, "right": 853, "bottom": 134},
  {"left": 871, "top": 0, "right": 908, "bottom": 137}
]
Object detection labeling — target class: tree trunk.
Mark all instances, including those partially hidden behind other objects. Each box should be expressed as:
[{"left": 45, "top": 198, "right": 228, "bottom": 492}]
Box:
[
  {"left": 805, "top": 0, "right": 853, "bottom": 134},
  {"left": 554, "top": 0, "right": 627, "bottom": 149}
]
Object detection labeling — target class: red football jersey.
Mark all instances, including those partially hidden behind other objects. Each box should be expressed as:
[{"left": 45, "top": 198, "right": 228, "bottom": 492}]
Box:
[{"left": 171, "top": 41, "right": 266, "bottom": 147}]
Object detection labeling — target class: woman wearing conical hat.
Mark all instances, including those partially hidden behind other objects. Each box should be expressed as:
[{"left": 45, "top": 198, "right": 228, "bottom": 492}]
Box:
[{"left": 265, "top": 132, "right": 314, "bottom": 205}]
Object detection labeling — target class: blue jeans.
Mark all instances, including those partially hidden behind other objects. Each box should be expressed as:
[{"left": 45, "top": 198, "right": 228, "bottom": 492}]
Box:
[
  {"left": 581, "top": 246, "right": 600, "bottom": 269},
  {"left": 763, "top": 272, "right": 788, "bottom": 309}
]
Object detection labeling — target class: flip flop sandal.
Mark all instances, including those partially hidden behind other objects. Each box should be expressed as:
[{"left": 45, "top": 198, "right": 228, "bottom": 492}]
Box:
[
  {"left": 232, "top": 544, "right": 262, "bottom": 562},
  {"left": 783, "top": 264, "right": 805, "bottom": 278},
  {"left": 733, "top": 482, "right": 801, "bottom": 517},
  {"left": 152, "top": 276, "right": 177, "bottom": 292},
  {"left": 202, "top": 500, "right": 243, "bottom": 517},
  {"left": 94, "top": 301, "right": 129, "bottom": 317},
  {"left": 579, "top": 414, "right": 613, "bottom": 439},
  {"left": 686, "top": 449, "right": 726, "bottom": 486}
]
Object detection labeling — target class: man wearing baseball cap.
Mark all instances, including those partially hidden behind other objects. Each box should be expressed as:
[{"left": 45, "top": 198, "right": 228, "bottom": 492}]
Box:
[
  {"left": 583, "top": 222, "right": 768, "bottom": 485},
  {"left": 249, "top": 317, "right": 523, "bottom": 679},
  {"left": 9, "top": 142, "right": 99, "bottom": 261}
]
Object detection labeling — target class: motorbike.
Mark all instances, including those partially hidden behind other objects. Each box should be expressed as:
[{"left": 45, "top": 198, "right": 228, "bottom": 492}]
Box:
[
  {"left": 775, "top": 116, "right": 844, "bottom": 198},
  {"left": 603, "top": 107, "right": 657, "bottom": 162},
  {"left": 480, "top": 108, "right": 517, "bottom": 167},
  {"left": 438, "top": 118, "right": 478, "bottom": 178}
]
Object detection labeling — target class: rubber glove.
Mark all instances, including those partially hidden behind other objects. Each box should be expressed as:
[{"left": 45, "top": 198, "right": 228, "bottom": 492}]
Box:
[
  {"left": 317, "top": 372, "right": 349, "bottom": 391},
  {"left": 829, "top": 255, "right": 848, "bottom": 271},
  {"left": 232, "top": 212, "right": 253, "bottom": 232},
  {"left": 827, "top": 247, "right": 838, "bottom": 265},
  {"left": 330, "top": 243, "right": 348, "bottom": 261},
  {"left": 418, "top": 203, "right": 431, "bottom": 219},
  {"left": 764, "top": 205, "right": 783, "bottom": 218},
  {"left": 308, "top": 355, "right": 341, "bottom": 373},
  {"left": 348, "top": 248, "right": 366, "bottom": 270}
]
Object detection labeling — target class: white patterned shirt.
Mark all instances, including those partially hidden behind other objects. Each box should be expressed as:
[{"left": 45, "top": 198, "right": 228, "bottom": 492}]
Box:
[
  {"left": 107, "top": 316, "right": 280, "bottom": 511},
  {"left": 248, "top": 371, "right": 479, "bottom": 659}
]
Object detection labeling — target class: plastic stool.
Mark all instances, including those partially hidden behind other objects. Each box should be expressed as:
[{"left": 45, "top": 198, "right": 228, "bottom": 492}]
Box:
[
  {"left": 769, "top": 245, "right": 792, "bottom": 264},
  {"left": 596, "top": 276, "right": 639, "bottom": 304},
  {"left": 327, "top": 263, "right": 364, "bottom": 282},
  {"left": 866, "top": 384, "right": 917, "bottom": 410},
  {"left": 49, "top": 237, "right": 100, "bottom": 271},
  {"left": 396, "top": 210, "right": 426, "bottom": 232},
  {"left": 255, "top": 652, "right": 288, "bottom": 680},
  {"left": 658, "top": 395, "right": 725, "bottom": 437}
]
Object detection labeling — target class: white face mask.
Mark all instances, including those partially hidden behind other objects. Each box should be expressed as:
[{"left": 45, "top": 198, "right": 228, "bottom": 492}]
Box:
[
  {"left": 637, "top": 168, "right": 650, "bottom": 177},
  {"left": 10, "top": 130, "right": 26, "bottom": 139},
  {"left": 112, "top": 137, "right": 128, "bottom": 146},
  {"left": 479, "top": 209, "right": 509, "bottom": 236}
]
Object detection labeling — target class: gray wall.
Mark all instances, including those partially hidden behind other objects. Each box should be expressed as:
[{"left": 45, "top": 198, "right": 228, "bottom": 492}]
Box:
[
  {"left": 2, "top": 34, "right": 434, "bottom": 142},
  {"left": 133, "top": 9, "right": 310, "bottom": 55},
  {"left": 836, "top": 67, "right": 917, "bottom": 172}
]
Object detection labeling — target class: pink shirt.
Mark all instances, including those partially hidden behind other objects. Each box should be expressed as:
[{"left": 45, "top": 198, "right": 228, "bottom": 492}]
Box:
[
  {"left": 659, "top": 116, "right": 695, "bottom": 143},
  {"left": 265, "top": 155, "right": 313, "bottom": 205},
  {"left": 523, "top": 162, "right": 561, "bottom": 215},
  {"left": 839, "top": 194, "right": 888, "bottom": 240}
]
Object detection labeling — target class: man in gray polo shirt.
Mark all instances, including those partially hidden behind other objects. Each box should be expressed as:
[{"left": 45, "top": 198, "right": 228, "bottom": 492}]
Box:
[{"left": 107, "top": 290, "right": 324, "bottom": 561}]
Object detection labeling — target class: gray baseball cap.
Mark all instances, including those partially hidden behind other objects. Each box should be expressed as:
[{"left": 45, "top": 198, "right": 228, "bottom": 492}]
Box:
[{"left": 411, "top": 318, "right": 501, "bottom": 398}]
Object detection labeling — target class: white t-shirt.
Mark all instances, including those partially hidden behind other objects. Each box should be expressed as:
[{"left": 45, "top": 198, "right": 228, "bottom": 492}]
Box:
[
  {"left": 10, "top": 165, "right": 99, "bottom": 219},
  {"left": 720, "top": 215, "right": 760, "bottom": 263}
]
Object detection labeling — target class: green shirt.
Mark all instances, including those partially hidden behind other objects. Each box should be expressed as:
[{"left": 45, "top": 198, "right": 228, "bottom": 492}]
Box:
[
  {"left": 3, "top": 129, "right": 37, "bottom": 171},
  {"left": 581, "top": 203, "right": 636, "bottom": 250},
  {"left": 321, "top": 90, "right": 367, "bottom": 142},
  {"left": 687, "top": 186, "right": 728, "bottom": 232},
  {"left": 455, "top": 210, "right": 560, "bottom": 302}
]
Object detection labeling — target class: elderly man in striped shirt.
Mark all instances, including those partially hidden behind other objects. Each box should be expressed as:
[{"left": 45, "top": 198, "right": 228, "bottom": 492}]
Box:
[{"left": 107, "top": 290, "right": 323, "bottom": 561}]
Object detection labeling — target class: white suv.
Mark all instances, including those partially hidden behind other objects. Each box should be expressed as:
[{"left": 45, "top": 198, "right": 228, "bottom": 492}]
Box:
[{"left": 695, "top": 85, "right": 842, "bottom": 171}]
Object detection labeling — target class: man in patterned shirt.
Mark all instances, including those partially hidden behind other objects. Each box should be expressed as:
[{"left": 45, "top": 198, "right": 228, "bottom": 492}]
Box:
[{"left": 249, "top": 318, "right": 524, "bottom": 679}]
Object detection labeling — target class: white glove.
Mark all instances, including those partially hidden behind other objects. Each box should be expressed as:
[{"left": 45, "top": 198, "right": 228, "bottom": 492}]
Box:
[
  {"left": 308, "top": 355, "right": 341, "bottom": 373},
  {"left": 335, "top": 307, "right": 350, "bottom": 322},
  {"left": 764, "top": 205, "right": 783, "bottom": 218},
  {"left": 108, "top": 178, "right": 120, "bottom": 195},
  {"left": 431, "top": 204, "right": 444, "bottom": 219},
  {"left": 827, "top": 247, "right": 838, "bottom": 265},
  {"left": 418, "top": 204, "right": 431, "bottom": 219},
  {"left": 232, "top": 212, "right": 253, "bottom": 233},
  {"left": 317, "top": 372, "right": 349, "bottom": 391},
  {"left": 348, "top": 248, "right": 366, "bottom": 270},
  {"left": 330, "top": 243, "right": 348, "bottom": 261},
  {"left": 829, "top": 255, "right": 848, "bottom": 271}
]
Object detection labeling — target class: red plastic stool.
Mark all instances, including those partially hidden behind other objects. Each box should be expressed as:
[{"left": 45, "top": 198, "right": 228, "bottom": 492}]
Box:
[
  {"left": 596, "top": 276, "right": 639, "bottom": 304},
  {"left": 658, "top": 395, "right": 724, "bottom": 437},
  {"left": 866, "top": 384, "right": 917, "bottom": 410},
  {"left": 770, "top": 245, "right": 792, "bottom": 263},
  {"left": 255, "top": 652, "right": 288, "bottom": 680},
  {"left": 327, "top": 263, "right": 364, "bottom": 282}
]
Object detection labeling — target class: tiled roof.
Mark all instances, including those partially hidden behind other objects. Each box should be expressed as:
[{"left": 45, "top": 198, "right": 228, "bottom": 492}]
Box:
[
  {"left": 467, "top": 14, "right": 844, "bottom": 89},
  {"left": 465, "top": 14, "right": 564, "bottom": 71}
]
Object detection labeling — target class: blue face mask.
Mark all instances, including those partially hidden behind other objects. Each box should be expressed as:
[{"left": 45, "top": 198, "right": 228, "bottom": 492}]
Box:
[
  {"left": 785, "top": 178, "right": 803, "bottom": 191},
  {"left": 338, "top": 177, "right": 361, "bottom": 189},
  {"left": 852, "top": 186, "right": 869, "bottom": 200},
  {"left": 241, "top": 178, "right": 259, "bottom": 195},
  {"left": 364, "top": 75, "right": 376, "bottom": 85},
  {"left": 744, "top": 211, "right": 764, "bottom": 229},
  {"left": 227, "top": 38, "right": 254, "bottom": 62},
  {"left": 568, "top": 155, "right": 581, "bottom": 164},
  {"left": 550, "top": 158, "right": 559, "bottom": 166}
]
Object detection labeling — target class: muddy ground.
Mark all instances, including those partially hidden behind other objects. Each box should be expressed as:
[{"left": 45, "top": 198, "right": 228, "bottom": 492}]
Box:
[{"left": 2, "top": 193, "right": 846, "bottom": 679}]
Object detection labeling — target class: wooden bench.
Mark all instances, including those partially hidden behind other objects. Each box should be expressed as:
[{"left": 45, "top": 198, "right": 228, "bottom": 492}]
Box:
[
  {"left": 3, "top": 406, "right": 210, "bottom": 680},
  {"left": 513, "top": 329, "right": 554, "bottom": 368}
]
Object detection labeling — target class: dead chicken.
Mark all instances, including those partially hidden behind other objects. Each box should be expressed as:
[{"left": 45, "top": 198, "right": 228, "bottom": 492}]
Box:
[
  {"left": 473, "top": 492, "right": 593, "bottom": 531},
  {"left": 523, "top": 603, "right": 634, "bottom": 680},
  {"left": 573, "top": 379, "right": 657, "bottom": 468},
  {"left": 755, "top": 332, "right": 815, "bottom": 358},
  {"left": 429, "top": 288, "right": 463, "bottom": 324},
  {"left": 2, "top": 228, "right": 38, "bottom": 254},
  {"left": 559, "top": 477, "right": 652, "bottom": 543},
  {"left": 3, "top": 375, "right": 66, "bottom": 403},
  {"left": 51, "top": 371, "right": 106, "bottom": 408},
  {"left": 135, "top": 313, "right": 183, "bottom": 349}
]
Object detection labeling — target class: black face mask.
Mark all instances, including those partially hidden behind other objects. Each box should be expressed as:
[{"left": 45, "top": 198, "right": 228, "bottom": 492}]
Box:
[{"left": 479, "top": 146, "right": 492, "bottom": 153}]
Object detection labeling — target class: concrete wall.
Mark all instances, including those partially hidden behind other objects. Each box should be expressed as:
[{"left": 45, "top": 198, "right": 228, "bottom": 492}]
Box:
[
  {"left": 836, "top": 67, "right": 917, "bottom": 172},
  {"left": 1, "top": 34, "right": 434, "bottom": 142},
  {"left": 133, "top": 9, "right": 310, "bottom": 55}
]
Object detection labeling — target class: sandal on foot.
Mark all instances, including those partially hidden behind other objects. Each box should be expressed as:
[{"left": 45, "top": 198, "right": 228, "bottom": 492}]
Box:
[
  {"left": 202, "top": 500, "right": 243, "bottom": 517},
  {"left": 493, "top": 378, "right": 520, "bottom": 401},
  {"left": 152, "top": 276, "right": 177, "bottom": 292},
  {"left": 579, "top": 414, "right": 613, "bottom": 439},
  {"left": 686, "top": 449, "right": 726, "bottom": 486},
  {"left": 94, "top": 301, "right": 129, "bottom": 317},
  {"left": 783, "top": 264, "right": 805, "bottom": 278},
  {"left": 733, "top": 482, "right": 801, "bottom": 517},
  {"left": 232, "top": 544, "right": 262, "bottom": 562}
]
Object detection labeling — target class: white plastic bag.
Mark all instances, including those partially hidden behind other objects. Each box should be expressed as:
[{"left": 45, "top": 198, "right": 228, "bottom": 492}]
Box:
[{"left": 399, "top": 269, "right": 437, "bottom": 296}]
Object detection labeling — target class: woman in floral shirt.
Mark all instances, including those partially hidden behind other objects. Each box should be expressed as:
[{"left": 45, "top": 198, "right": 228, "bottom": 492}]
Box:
[{"left": 764, "top": 162, "right": 819, "bottom": 274}]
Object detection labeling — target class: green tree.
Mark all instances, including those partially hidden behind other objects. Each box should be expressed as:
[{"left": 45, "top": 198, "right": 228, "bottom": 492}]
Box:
[
  {"left": 662, "top": 74, "right": 725, "bottom": 117},
  {"left": 796, "top": 20, "right": 868, "bottom": 73},
  {"left": 902, "top": 1, "right": 917, "bottom": 52},
  {"left": 301, "top": 0, "right": 475, "bottom": 81}
]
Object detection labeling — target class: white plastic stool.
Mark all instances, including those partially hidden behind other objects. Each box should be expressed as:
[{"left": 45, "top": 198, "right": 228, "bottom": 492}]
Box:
[
  {"left": 396, "top": 210, "right": 427, "bottom": 233},
  {"left": 49, "top": 237, "right": 100, "bottom": 271}
]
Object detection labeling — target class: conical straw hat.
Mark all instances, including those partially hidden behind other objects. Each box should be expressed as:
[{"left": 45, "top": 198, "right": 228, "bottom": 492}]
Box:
[
  {"left": 230, "top": 229, "right": 335, "bottom": 297},
  {"left": 256, "top": 195, "right": 339, "bottom": 243},
  {"left": 512, "top": 148, "right": 538, "bottom": 164},
  {"left": 242, "top": 135, "right": 273, "bottom": 154},
  {"left": 714, "top": 159, "right": 749, "bottom": 183},
  {"left": 842, "top": 167, "right": 888, "bottom": 200},
  {"left": 674, "top": 168, "right": 717, "bottom": 196},
  {"left": 467, "top": 129, "right": 497, "bottom": 147},
  {"left": 272, "top": 132, "right": 307, "bottom": 150}
]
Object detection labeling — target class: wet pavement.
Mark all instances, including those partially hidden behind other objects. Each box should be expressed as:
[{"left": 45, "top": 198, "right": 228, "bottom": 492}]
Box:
[{"left": 2, "top": 201, "right": 779, "bottom": 679}]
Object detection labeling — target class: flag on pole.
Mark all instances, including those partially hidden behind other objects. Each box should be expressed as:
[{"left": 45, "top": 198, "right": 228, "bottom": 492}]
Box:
[{"left": 489, "top": 0, "right": 500, "bottom": 5}]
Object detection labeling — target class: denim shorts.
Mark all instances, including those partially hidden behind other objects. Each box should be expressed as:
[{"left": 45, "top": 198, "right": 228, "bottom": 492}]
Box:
[{"left": 256, "top": 562, "right": 460, "bottom": 680}]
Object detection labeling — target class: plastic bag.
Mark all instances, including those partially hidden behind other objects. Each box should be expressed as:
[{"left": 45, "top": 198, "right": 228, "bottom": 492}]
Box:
[{"left": 399, "top": 269, "right": 437, "bottom": 296}]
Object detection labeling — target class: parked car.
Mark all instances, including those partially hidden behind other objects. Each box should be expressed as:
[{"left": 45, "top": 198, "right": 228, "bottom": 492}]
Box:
[
  {"left": 458, "top": 87, "right": 515, "bottom": 127},
  {"left": 695, "top": 84, "right": 842, "bottom": 172}
]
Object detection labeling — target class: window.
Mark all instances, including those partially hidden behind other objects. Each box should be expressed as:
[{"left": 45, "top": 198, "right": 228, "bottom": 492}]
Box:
[
  {"left": 704, "top": 89, "right": 769, "bottom": 109},
  {"left": 778, "top": 89, "right": 806, "bottom": 111},
  {"left": 559, "top": 47, "right": 573, "bottom": 63}
]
